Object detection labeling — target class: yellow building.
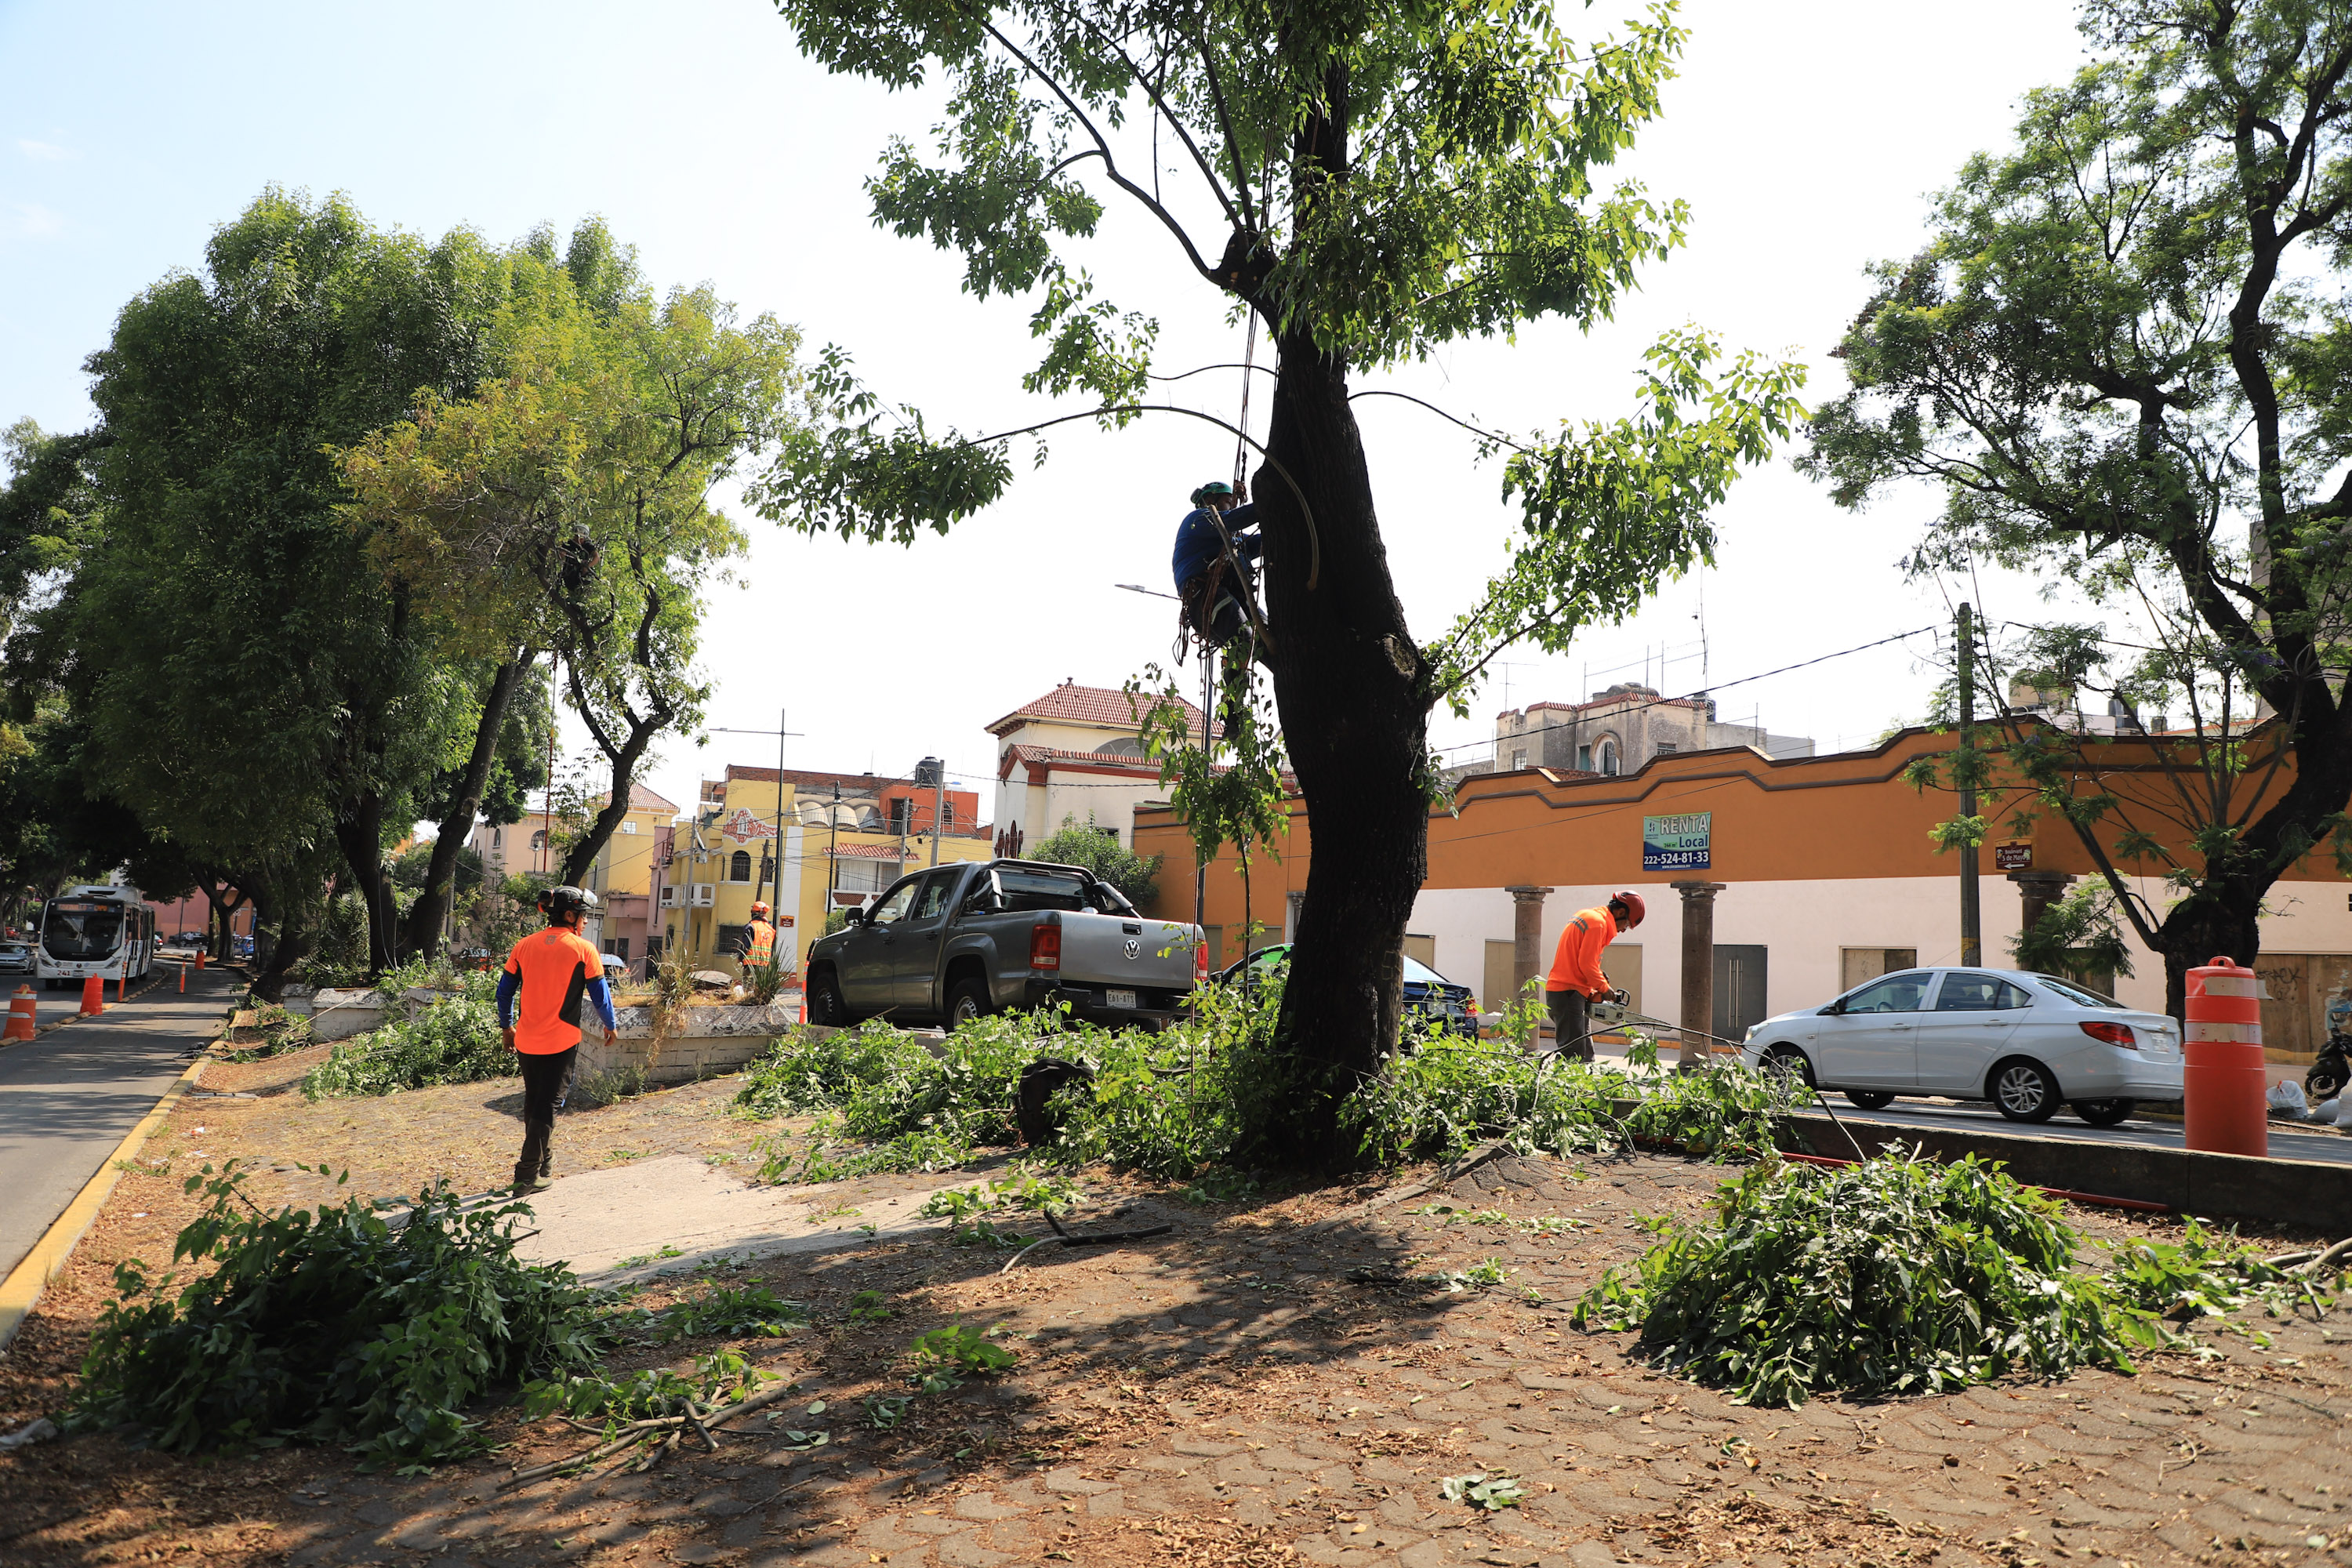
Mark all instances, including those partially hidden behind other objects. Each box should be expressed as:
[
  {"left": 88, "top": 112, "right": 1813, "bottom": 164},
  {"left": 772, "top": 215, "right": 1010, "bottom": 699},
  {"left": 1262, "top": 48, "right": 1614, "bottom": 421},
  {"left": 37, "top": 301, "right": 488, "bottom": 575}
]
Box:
[
  {"left": 655, "top": 764, "right": 993, "bottom": 976},
  {"left": 576, "top": 784, "right": 679, "bottom": 971}
]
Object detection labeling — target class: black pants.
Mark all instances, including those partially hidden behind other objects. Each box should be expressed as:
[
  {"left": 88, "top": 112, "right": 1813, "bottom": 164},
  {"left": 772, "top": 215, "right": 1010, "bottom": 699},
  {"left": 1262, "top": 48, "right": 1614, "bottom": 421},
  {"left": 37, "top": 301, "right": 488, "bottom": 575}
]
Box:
[
  {"left": 516, "top": 1046, "right": 577, "bottom": 1182},
  {"left": 1544, "top": 989, "right": 1592, "bottom": 1062}
]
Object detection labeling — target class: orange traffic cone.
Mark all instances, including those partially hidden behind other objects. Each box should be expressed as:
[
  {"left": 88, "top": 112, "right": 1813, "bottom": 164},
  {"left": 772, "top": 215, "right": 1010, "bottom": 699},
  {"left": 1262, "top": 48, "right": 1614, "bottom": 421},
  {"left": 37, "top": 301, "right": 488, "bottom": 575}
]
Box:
[
  {"left": 5, "top": 985, "right": 34, "bottom": 1040},
  {"left": 194, "top": 951, "right": 205, "bottom": 971},
  {"left": 78, "top": 975, "right": 104, "bottom": 1017}
]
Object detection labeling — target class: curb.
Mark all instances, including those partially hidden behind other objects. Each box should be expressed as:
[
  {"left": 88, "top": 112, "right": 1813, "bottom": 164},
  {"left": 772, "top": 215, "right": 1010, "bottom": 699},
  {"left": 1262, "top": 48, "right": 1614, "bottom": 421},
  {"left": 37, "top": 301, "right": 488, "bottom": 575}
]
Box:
[{"left": 0, "top": 1048, "right": 208, "bottom": 1355}]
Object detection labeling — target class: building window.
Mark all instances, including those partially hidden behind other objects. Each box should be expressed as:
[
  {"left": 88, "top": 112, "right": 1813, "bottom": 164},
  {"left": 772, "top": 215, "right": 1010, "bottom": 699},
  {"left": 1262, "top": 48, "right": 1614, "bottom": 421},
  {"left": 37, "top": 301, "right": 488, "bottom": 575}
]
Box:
[
  {"left": 621, "top": 819, "right": 637, "bottom": 834},
  {"left": 1654, "top": 742, "right": 1677, "bottom": 754},
  {"left": 530, "top": 829, "right": 548, "bottom": 852},
  {"left": 890, "top": 797, "right": 913, "bottom": 833},
  {"left": 1597, "top": 739, "right": 1620, "bottom": 776},
  {"left": 1510, "top": 750, "right": 1526, "bottom": 770},
  {"left": 938, "top": 799, "right": 955, "bottom": 831},
  {"left": 730, "top": 849, "right": 753, "bottom": 882},
  {"left": 1576, "top": 745, "right": 1592, "bottom": 771}
]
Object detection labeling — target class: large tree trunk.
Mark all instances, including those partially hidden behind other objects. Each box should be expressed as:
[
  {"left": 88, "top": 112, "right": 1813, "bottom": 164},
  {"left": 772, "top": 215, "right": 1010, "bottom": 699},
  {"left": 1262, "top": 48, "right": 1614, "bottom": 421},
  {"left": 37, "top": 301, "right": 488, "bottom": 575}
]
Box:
[
  {"left": 333, "top": 793, "right": 395, "bottom": 976},
  {"left": 2151, "top": 893, "right": 2262, "bottom": 1022},
  {"left": 400, "top": 655, "right": 526, "bottom": 959},
  {"left": 248, "top": 877, "right": 316, "bottom": 1004},
  {"left": 556, "top": 650, "right": 670, "bottom": 890},
  {"left": 1253, "top": 328, "right": 1431, "bottom": 1167}
]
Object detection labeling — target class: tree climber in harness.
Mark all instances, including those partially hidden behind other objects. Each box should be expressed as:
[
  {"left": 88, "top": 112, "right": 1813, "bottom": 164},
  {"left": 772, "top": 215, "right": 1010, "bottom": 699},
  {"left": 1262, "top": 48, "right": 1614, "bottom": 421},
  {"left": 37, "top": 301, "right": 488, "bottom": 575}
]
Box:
[{"left": 1173, "top": 479, "right": 1261, "bottom": 648}]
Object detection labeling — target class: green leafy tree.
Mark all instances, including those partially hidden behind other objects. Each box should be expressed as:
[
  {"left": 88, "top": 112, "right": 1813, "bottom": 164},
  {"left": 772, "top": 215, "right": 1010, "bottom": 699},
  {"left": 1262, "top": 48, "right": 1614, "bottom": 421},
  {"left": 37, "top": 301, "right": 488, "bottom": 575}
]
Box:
[
  {"left": 1028, "top": 815, "right": 1162, "bottom": 906},
  {"left": 759, "top": 0, "right": 1803, "bottom": 1163},
  {"left": 27, "top": 189, "right": 512, "bottom": 980},
  {"left": 340, "top": 223, "right": 800, "bottom": 900},
  {"left": 1802, "top": 0, "right": 2352, "bottom": 1012}
]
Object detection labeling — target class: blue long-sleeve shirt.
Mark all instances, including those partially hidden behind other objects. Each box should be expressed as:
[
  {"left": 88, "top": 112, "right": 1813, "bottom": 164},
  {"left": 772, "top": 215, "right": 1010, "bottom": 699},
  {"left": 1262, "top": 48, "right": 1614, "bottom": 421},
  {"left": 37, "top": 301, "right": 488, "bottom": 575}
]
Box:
[
  {"left": 495, "top": 967, "right": 617, "bottom": 1033},
  {"left": 1171, "top": 503, "right": 1260, "bottom": 590}
]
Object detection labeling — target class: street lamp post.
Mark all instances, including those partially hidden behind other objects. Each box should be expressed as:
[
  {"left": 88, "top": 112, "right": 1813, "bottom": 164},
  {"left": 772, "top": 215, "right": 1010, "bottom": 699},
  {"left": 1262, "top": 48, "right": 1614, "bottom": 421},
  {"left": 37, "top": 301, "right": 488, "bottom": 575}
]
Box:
[{"left": 708, "top": 710, "right": 803, "bottom": 909}]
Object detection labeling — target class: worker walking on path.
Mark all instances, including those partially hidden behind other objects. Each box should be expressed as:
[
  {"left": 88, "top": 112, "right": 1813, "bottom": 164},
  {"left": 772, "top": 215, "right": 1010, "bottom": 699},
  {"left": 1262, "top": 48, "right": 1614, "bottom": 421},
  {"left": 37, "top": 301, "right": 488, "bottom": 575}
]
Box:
[
  {"left": 745, "top": 901, "right": 777, "bottom": 970},
  {"left": 496, "top": 885, "right": 619, "bottom": 1194},
  {"left": 1544, "top": 891, "right": 1645, "bottom": 1062}
]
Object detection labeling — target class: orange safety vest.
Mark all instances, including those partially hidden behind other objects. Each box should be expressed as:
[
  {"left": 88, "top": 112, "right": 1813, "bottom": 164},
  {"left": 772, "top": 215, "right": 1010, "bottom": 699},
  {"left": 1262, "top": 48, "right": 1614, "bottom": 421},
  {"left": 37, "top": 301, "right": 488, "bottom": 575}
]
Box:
[
  {"left": 1545, "top": 906, "right": 1618, "bottom": 999},
  {"left": 746, "top": 919, "right": 775, "bottom": 966}
]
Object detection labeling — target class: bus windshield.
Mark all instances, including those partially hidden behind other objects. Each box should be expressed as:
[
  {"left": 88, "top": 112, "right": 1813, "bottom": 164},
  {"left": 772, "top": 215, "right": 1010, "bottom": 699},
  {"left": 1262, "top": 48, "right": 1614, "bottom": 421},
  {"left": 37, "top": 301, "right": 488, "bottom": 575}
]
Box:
[{"left": 44, "top": 902, "right": 124, "bottom": 960}]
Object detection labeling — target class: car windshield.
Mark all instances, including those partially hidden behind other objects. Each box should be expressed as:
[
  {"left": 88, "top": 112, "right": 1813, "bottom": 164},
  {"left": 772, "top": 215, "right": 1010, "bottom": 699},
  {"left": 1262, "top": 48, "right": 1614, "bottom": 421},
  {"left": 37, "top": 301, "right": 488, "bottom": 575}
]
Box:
[
  {"left": 2034, "top": 975, "right": 2122, "bottom": 1008},
  {"left": 1402, "top": 955, "right": 1446, "bottom": 986},
  {"left": 996, "top": 869, "right": 1087, "bottom": 912},
  {"left": 43, "top": 902, "right": 123, "bottom": 960}
]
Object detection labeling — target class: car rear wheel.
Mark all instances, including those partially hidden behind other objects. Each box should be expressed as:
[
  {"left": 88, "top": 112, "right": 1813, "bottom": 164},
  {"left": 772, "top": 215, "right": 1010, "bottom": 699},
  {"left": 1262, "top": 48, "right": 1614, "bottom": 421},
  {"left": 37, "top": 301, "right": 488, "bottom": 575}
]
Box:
[
  {"left": 806, "top": 971, "right": 848, "bottom": 1027},
  {"left": 1845, "top": 1089, "right": 1896, "bottom": 1111},
  {"left": 946, "top": 976, "right": 992, "bottom": 1031},
  {"left": 1761, "top": 1044, "right": 1816, "bottom": 1089},
  {"left": 1991, "top": 1058, "right": 2063, "bottom": 1123},
  {"left": 2071, "top": 1098, "right": 2135, "bottom": 1127}
]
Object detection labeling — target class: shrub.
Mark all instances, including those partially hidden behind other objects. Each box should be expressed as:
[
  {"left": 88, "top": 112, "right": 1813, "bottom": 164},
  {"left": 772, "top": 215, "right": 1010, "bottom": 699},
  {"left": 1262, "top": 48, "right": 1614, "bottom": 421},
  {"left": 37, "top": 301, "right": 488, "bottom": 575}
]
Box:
[
  {"left": 1575, "top": 1151, "right": 2139, "bottom": 1406},
  {"left": 71, "top": 1163, "right": 607, "bottom": 1468}
]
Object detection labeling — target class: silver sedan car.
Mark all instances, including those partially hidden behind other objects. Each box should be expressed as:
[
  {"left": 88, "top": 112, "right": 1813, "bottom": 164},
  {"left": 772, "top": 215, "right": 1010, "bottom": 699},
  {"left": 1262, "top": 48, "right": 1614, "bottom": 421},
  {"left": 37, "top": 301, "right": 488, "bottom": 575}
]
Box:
[{"left": 1739, "top": 967, "right": 2182, "bottom": 1127}]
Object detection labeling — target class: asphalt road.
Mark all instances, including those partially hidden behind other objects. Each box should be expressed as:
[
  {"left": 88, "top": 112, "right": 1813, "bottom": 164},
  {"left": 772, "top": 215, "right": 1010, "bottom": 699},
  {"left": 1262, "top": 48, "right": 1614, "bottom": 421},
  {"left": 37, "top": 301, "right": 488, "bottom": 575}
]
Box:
[{"left": 0, "top": 967, "right": 233, "bottom": 1283}]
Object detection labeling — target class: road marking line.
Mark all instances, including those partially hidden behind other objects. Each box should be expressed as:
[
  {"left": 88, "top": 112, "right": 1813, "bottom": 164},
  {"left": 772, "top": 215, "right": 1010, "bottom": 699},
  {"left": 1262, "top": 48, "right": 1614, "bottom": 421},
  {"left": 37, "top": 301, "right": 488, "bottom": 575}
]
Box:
[{"left": 0, "top": 1047, "right": 209, "bottom": 1353}]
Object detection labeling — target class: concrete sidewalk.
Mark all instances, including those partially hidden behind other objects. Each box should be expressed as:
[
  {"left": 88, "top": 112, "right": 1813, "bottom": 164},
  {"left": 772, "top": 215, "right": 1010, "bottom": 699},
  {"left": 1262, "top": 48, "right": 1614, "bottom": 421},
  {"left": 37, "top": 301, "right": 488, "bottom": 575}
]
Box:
[{"left": 0, "top": 969, "right": 234, "bottom": 1283}]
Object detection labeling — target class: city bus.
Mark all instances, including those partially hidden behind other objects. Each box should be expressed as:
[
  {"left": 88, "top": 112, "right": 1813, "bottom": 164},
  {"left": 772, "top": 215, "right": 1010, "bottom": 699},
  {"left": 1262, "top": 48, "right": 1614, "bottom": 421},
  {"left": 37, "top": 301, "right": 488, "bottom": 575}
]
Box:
[{"left": 36, "top": 885, "right": 156, "bottom": 989}]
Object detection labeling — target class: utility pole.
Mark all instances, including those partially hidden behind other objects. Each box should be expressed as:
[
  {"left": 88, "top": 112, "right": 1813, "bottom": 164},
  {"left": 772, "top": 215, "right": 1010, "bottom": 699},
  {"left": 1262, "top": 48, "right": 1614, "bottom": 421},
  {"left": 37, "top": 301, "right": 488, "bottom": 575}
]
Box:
[
  {"left": 931, "top": 760, "right": 946, "bottom": 868},
  {"left": 827, "top": 782, "right": 841, "bottom": 914},
  {"left": 708, "top": 712, "right": 802, "bottom": 907},
  {"left": 1958, "top": 601, "right": 1981, "bottom": 967}
]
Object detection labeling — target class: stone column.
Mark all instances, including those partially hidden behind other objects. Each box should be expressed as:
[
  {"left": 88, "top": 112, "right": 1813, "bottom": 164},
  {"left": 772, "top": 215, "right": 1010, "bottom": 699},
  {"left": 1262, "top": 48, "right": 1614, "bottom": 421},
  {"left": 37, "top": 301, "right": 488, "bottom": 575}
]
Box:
[
  {"left": 2008, "top": 870, "right": 2076, "bottom": 953},
  {"left": 1505, "top": 887, "right": 1552, "bottom": 1013},
  {"left": 1671, "top": 880, "right": 1730, "bottom": 1069}
]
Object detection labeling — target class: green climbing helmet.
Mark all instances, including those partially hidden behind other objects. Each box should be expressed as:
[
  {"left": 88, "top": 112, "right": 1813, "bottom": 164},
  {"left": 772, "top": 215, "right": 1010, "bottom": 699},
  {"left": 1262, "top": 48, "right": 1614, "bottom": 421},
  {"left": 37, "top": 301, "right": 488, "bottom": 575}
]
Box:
[{"left": 1190, "top": 481, "right": 1236, "bottom": 508}]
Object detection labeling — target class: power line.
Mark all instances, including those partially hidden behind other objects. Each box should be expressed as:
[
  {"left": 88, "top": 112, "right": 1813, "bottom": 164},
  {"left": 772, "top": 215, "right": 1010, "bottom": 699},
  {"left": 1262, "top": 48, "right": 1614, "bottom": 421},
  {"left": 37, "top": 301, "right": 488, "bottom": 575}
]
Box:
[{"left": 1432, "top": 623, "right": 1941, "bottom": 758}]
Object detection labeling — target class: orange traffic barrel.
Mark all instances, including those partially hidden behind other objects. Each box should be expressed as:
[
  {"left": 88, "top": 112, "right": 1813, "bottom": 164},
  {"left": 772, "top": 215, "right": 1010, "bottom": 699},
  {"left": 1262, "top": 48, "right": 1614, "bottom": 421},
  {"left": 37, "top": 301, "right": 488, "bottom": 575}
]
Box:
[
  {"left": 195, "top": 951, "right": 205, "bottom": 970},
  {"left": 2184, "top": 955, "right": 2267, "bottom": 1157},
  {"left": 78, "top": 975, "right": 105, "bottom": 1018},
  {"left": 4, "top": 985, "right": 34, "bottom": 1040}
]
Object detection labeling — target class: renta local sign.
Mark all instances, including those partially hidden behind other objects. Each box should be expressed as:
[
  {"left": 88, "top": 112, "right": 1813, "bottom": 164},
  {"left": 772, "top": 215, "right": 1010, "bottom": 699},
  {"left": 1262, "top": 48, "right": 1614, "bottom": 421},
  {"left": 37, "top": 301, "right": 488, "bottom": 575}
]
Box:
[{"left": 1642, "top": 812, "right": 1711, "bottom": 872}]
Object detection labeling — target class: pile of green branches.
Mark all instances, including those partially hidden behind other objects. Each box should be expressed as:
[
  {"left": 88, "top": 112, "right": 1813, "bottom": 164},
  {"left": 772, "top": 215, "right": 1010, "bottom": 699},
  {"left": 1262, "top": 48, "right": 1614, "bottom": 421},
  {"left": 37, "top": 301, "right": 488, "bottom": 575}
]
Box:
[
  {"left": 1574, "top": 1151, "right": 2340, "bottom": 1407},
  {"left": 301, "top": 968, "right": 507, "bottom": 1098},
  {"left": 68, "top": 1164, "right": 817, "bottom": 1471},
  {"left": 736, "top": 982, "right": 1800, "bottom": 1181},
  {"left": 71, "top": 1163, "right": 606, "bottom": 1468}
]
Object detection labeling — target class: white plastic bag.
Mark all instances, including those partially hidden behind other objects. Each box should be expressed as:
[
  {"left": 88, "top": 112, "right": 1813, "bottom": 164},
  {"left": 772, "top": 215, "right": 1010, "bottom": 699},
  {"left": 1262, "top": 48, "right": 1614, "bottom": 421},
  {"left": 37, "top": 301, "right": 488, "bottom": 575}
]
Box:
[
  {"left": 2321, "top": 1094, "right": 2352, "bottom": 1128},
  {"left": 2268, "top": 1079, "right": 2310, "bottom": 1119}
]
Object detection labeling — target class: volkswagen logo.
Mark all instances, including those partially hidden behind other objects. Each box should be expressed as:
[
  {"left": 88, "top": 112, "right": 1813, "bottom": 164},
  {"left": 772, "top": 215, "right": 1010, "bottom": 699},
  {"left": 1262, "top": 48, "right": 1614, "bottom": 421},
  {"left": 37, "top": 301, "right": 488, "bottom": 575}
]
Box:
[{"left": 1123, "top": 938, "right": 1140, "bottom": 960}]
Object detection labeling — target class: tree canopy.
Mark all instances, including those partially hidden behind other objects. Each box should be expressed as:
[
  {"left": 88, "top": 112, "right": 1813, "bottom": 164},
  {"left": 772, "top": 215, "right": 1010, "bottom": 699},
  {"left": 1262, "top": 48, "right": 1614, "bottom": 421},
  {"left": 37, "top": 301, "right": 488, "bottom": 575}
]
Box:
[{"left": 1802, "top": 0, "right": 2352, "bottom": 1004}]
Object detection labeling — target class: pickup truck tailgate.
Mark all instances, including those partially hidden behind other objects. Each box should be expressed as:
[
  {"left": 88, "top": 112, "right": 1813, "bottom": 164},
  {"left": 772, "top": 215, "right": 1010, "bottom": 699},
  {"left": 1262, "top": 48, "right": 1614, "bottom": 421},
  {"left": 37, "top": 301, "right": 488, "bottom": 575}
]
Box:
[{"left": 1057, "top": 913, "right": 1200, "bottom": 1003}]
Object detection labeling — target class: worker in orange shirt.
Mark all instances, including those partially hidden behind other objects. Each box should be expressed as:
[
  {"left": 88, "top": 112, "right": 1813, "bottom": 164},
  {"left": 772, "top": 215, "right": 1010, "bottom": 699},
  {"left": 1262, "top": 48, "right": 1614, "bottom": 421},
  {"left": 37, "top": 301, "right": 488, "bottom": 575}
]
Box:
[
  {"left": 745, "top": 901, "right": 778, "bottom": 970},
  {"left": 495, "top": 885, "right": 619, "bottom": 1193},
  {"left": 1544, "top": 891, "right": 1645, "bottom": 1062}
]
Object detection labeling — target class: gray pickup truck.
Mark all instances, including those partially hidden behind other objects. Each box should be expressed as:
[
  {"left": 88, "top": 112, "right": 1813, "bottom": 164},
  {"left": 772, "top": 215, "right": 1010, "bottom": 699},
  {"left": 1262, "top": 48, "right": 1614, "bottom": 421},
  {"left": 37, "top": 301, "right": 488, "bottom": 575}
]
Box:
[{"left": 804, "top": 858, "right": 1205, "bottom": 1030}]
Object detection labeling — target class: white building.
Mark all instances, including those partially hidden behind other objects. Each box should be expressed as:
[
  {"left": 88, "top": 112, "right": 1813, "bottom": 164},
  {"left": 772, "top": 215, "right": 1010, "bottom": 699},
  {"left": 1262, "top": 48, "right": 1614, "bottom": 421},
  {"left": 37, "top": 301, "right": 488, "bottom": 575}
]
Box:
[{"left": 985, "top": 681, "right": 1207, "bottom": 858}]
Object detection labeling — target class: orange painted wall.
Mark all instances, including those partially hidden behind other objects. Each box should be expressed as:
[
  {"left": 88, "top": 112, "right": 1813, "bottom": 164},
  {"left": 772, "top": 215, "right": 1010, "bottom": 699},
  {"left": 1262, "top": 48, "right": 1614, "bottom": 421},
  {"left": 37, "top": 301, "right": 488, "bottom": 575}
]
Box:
[{"left": 1134, "top": 725, "right": 2347, "bottom": 928}]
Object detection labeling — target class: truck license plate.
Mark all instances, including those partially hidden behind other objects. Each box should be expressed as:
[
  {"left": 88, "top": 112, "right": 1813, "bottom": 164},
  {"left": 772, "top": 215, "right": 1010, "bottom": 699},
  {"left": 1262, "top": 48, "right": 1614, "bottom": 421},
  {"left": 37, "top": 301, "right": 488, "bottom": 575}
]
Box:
[{"left": 1108, "top": 989, "right": 1138, "bottom": 1011}]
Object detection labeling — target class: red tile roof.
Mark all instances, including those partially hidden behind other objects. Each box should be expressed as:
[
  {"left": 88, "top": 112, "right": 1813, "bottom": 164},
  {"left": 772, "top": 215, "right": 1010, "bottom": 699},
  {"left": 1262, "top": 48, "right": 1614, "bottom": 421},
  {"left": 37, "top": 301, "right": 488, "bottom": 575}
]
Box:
[
  {"left": 828, "top": 843, "right": 915, "bottom": 860},
  {"left": 986, "top": 681, "right": 1208, "bottom": 738}
]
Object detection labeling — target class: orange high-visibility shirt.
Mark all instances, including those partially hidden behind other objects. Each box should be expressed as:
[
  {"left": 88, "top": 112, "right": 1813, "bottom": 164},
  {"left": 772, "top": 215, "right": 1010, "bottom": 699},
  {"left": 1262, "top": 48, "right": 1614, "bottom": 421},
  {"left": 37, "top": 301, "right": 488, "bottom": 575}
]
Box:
[
  {"left": 502, "top": 926, "right": 606, "bottom": 1054},
  {"left": 746, "top": 919, "right": 776, "bottom": 966},
  {"left": 1545, "top": 906, "right": 1618, "bottom": 998}
]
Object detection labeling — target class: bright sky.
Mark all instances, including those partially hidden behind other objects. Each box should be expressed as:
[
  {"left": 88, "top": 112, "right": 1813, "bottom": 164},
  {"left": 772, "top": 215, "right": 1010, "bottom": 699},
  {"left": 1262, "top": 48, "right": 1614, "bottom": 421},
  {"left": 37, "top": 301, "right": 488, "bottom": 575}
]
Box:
[{"left": 0, "top": 0, "right": 2100, "bottom": 828}]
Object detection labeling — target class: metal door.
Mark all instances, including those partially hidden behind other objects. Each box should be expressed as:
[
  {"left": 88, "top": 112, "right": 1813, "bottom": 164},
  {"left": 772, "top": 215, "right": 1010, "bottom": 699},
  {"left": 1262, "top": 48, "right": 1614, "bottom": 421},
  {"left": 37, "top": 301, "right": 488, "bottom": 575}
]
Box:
[{"left": 1711, "top": 945, "right": 1769, "bottom": 1046}]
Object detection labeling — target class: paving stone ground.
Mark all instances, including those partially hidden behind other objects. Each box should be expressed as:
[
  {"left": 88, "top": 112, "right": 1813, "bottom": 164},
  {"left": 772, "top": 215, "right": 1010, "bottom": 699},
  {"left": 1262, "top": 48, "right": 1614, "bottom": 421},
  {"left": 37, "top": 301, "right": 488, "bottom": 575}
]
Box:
[{"left": 5, "top": 1053, "right": 2352, "bottom": 1568}]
